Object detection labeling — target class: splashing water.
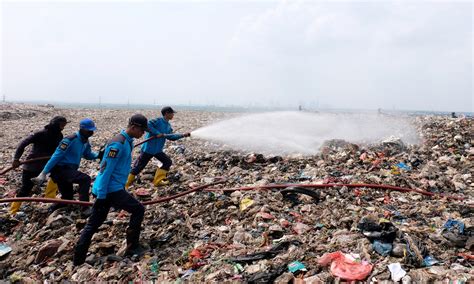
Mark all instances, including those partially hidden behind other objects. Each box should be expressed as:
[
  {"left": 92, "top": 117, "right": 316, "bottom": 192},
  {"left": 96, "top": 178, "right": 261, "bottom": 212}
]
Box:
[{"left": 192, "top": 111, "right": 419, "bottom": 155}]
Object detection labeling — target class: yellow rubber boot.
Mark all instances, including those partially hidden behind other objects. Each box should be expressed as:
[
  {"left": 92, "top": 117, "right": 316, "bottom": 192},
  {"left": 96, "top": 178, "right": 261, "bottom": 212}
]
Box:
[
  {"left": 125, "top": 174, "right": 136, "bottom": 189},
  {"left": 153, "top": 169, "right": 169, "bottom": 187},
  {"left": 44, "top": 179, "right": 58, "bottom": 198},
  {"left": 9, "top": 202, "right": 22, "bottom": 215}
]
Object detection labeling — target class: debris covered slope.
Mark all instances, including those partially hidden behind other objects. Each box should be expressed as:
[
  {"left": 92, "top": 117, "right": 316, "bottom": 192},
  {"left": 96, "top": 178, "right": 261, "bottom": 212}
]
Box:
[{"left": 0, "top": 103, "right": 472, "bottom": 282}]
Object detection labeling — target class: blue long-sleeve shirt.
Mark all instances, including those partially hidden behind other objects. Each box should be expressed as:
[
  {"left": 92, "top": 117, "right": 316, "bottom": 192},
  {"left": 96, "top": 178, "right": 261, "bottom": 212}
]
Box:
[
  {"left": 141, "top": 117, "right": 184, "bottom": 154},
  {"left": 42, "top": 131, "right": 98, "bottom": 173},
  {"left": 92, "top": 130, "right": 133, "bottom": 199}
]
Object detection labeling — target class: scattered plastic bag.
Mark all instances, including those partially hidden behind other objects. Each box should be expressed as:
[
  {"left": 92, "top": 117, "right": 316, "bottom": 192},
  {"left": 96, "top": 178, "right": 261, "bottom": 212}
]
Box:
[
  {"left": 181, "top": 269, "right": 195, "bottom": 279},
  {"left": 288, "top": 261, "right": 307, "bottom": 273},
  {"left": 0, "top": 243, "right": 12, "bottom": 257},
  {"left": 233, "top": 263, "right": 244, "bottom": 274},
  {"left": 256, "top": 211, "right": 275, "bottom": 220},
  {"left": 293, "top": 223, "right": 311, "bottom": 235},
  {"left": 388, "top": 262, "right": 406, "bottom": 282},
  {"left": 150, "top": 259, "right": 159, "bottom": 274},
  {"left": 423, "top": 256, "right": 439, "bottom": 267},
  {"left": 444, "top": 219, "right": 465, "bottom": 234},
  {"left": 441, "top": 220, "right": 471, "bottom": 248},
  {"left": 373, "top": 240, "right": 392, "bottom": 256},
  {"left": 396, "top": 162, "right": 412, "bottom": 171},
  {"left": 391, "top": 166, "right": 401, "bottom": 175},
  {"left": 135, "top": 188, "right": 151, "bottom": 197},
  {"left": 318, "top": 251, "right": 373, "bottom": 280},
  {"left": 189, "top": 249, "right": 203, "bottom": 259},
  {"left": 239, "top": 198, "right": 254, "bottom": 211},
  {"left": 358, "top": 217, "right": 397, "bottom": 243},
  {"left": 457, "top": 253, "right": 474, "bottom": 260}
]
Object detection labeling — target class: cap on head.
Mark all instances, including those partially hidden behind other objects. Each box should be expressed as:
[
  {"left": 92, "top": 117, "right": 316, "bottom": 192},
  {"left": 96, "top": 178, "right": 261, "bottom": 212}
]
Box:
[
  {"left": 79, "top": 118, "right": 97, "bottom": 131},
  {"left": 161, "top": 106, "right": 176, "bottom": 116},
  {"left": 129, "top": 114, "right": 148, "bottom": 130}
]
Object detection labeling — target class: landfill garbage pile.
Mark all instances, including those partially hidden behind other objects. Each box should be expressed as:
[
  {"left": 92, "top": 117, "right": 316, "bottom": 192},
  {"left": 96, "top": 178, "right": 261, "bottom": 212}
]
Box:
[{"left": 0, "top": 103, "right": 472, "bottom": 282}]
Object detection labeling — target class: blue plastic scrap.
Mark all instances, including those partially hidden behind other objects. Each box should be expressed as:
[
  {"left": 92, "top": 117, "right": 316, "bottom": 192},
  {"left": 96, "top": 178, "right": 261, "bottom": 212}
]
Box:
[
  {"left": 373, "top": 240, "right": 393, "bottom": 256},
  {"left": 288, "top": 261, "right": 307, "bottom": 273},
  {"left": 181, "top": 269, "right": 195, "bottom": 279},
  {"left": 423, "top": 256, "right": 440, "bottom": 267},
  {"left": 0, "top": 243, "right": 12, "bottom": 257},
  {"left": 444, "top": 219, "right": 465, "bottom": 234},
  {"left": 315, "top": 223, "right": 325, "bottom": 229},
  {"left": 396, "top": 162, "right": 412, "bottom": 171}
]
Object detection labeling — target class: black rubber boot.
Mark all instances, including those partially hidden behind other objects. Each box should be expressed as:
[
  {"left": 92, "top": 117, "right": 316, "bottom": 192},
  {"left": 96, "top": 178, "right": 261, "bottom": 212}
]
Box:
[
  {"left": 124, "top": 244, "right": 147, "bottom": 257},
  {"left": 124, "top": 228, "right": 145, "bottom": 257},
  {"left": 73, "top": 242, "right": 90, "bottom": 266}
]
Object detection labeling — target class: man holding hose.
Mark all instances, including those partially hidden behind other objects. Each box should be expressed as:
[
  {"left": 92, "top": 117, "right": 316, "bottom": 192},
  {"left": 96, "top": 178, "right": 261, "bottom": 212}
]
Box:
[
  {"left": 74, "top": 114, "right": 148, "bottom": 265},
  {"left": 126, "top": 106, "right": 190, "bottom": 188},
  {"left": 9, "top": 116, "right": 68, "bottom": 215},
  {"left": 32, "top": 118, "right": 100, "bottom": 216}
]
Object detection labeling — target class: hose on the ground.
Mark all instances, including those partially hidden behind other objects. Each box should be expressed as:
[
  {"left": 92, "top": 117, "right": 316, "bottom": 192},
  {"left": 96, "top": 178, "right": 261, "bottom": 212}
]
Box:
[
  {"left": 204, "top": 183, "right": 466, "bottom": 201},
  {"left": 0, "top": 178, "right": 226, "bottom": 207}
]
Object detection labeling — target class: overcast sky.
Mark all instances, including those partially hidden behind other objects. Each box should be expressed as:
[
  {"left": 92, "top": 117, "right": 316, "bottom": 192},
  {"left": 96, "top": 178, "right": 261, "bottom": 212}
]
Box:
[{"left": 1, "top": 1, "right": 472, "bottom": 112}]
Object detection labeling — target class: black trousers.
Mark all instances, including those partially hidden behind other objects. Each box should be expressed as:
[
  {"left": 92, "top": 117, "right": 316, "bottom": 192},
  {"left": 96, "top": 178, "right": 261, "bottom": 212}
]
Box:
[
  {"left": 130, "top": 151, "right": 172, "bottom": 175},
  {"left": 74, "top": 190, "right": 145, "bottom": 262},
  {"left": 17, "top": 169, "right": 41, "bottom": 197},
  {"left": 50, "top": 165, "right": 91, "bottom": 202}
]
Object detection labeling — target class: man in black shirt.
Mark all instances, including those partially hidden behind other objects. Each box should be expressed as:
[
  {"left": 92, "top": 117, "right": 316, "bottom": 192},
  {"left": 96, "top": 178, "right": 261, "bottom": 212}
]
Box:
[{"left": 9, "top": 116, "right": 68, "bottom": 215}]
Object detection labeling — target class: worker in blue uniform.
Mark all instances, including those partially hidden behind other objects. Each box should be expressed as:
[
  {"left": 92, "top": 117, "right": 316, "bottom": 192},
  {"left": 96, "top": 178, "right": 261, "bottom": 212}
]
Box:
[
  {"left": 125, "top": 106, "right": 190, "bottom": 188},
  {"left": 32, "top": 118, "right": 100, "bottom": 214},
  {"left": 73, "top": 114, "right": 148, "bottom": 265}
]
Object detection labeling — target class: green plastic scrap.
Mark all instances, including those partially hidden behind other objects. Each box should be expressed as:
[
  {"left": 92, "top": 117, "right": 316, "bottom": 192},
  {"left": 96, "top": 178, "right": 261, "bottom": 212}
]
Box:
[
  {"left": 9, "top": 273, "right": 22, "bottom": 283},
  {"left": 233, "top": 263, "right": 244, "bottom": 274},
  {"left": 288, "top": 261, "right": 307, "bottom": 273},
  {"left": 208, "top": 192, "right": 216, "bottom": 201},
  {"left": 182, "top": 249, "right": 190, "bottom": 257},
  {"left": 150, "top": 260, "right": 159, "bottom": 274}
]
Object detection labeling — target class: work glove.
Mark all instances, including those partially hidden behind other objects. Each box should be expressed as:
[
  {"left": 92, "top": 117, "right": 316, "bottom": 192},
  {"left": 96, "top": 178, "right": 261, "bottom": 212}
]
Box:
[
  {"left": 31, "top": 172, "right": 47, "bottom": 185},
  {"left": 12, "top": 160, "right": 21, "bottom": 168},
  {"left": 183, "top": 132, "right": 191, "bottom": 137},
  {"left": 93, "top": 198, "right": 109, "bottom": 210}
]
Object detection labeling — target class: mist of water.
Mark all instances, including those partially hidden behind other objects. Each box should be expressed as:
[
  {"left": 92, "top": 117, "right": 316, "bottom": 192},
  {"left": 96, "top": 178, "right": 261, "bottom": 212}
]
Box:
[{"left": 192, "top": 111, "right": 420, "bottom": 155}]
